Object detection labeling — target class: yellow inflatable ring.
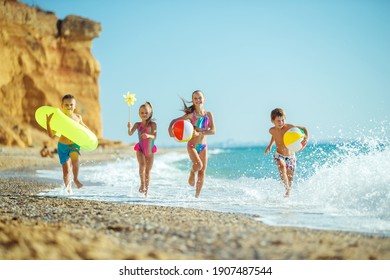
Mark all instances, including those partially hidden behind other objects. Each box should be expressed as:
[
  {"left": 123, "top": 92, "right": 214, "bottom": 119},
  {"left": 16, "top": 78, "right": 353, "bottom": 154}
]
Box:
[{"left": 35, "top": 106, "right": 98, "bottom": 151}]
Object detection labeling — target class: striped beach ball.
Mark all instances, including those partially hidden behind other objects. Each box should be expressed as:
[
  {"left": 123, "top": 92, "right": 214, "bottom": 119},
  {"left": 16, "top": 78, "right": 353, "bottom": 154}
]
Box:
[
  {"left": 283, "top": 127, "right": 307, "bottom": 152},
  {"left": 172, "top": 120, "right": 193, "bottom": 142}
]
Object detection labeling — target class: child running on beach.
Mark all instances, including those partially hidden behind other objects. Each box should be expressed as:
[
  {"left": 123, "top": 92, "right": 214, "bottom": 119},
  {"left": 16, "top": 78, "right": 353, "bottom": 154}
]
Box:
[
  {"left": 127, "top": 102, "right": 157, "bottom": 197},
  {"left": 264, "top": 108, "right": 309, "bottom": 197},
  {"left": 168, "top": 90, "right": 216, "bottom": 198},
  {"left": 46, "top": 94, "right": 87, "bottom": 193}
]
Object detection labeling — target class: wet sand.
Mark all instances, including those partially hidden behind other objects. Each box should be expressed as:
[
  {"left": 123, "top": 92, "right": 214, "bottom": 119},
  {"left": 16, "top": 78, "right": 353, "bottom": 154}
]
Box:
[{"left": 1, "top": 147, "right": 389, "bottom": 260}]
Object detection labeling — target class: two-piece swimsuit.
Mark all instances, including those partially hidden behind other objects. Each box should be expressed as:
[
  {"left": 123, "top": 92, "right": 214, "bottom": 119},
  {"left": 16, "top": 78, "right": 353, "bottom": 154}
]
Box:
[
  {"left": 134, "top": 123, "right": 157, "bottom": 157},
  {"left": 188, "top": 111, "right": 210, "bottom": 154}
]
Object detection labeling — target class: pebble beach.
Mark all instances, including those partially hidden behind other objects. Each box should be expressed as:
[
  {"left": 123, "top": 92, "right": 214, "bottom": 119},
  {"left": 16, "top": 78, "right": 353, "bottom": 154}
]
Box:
[{"left": 1, "top": 147, "right": 390, "bottom": 260}]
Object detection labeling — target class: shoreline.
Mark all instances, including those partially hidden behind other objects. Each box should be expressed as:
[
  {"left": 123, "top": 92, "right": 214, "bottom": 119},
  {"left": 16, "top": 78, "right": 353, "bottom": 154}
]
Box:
[{"left": 1, "top": 146, "right": 390, "bottom": 259}]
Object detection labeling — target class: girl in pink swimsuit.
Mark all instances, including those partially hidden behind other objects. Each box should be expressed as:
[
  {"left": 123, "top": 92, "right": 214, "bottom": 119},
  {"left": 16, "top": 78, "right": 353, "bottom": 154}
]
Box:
[
  {"left": 127, "top": 102, "right": 157, "bottom": 197},
  {"left": 168, "top": 90, "right": 216, "bottom": 198}
]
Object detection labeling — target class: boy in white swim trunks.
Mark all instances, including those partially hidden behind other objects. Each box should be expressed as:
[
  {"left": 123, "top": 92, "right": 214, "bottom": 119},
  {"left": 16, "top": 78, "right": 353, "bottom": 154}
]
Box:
[
  {"left": 46, "top": 94, "right": 86, "bottom": 193},
  {"left": 264, "top": 108, "right": 309, "bottom": 197}
]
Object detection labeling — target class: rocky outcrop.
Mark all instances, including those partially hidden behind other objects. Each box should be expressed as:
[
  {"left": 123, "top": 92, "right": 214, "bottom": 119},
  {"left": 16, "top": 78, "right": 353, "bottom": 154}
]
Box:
[{"left": 0, "top": 0, "right": 102, "bottom": 148}]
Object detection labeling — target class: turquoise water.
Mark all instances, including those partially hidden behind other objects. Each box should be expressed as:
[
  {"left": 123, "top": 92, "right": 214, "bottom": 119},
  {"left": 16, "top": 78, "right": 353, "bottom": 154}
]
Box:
[{"left": 37, "top": 132, "right": 390, "bottom": 237}]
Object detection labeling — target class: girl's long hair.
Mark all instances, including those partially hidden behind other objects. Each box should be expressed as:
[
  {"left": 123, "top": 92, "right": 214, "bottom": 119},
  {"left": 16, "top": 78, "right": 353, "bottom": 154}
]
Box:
[
  {"left": 180, "top": 90, "right": 203, "bottom": 114},
  {"left": 140, "top": 101, "right": 154, "bottom": 126}
]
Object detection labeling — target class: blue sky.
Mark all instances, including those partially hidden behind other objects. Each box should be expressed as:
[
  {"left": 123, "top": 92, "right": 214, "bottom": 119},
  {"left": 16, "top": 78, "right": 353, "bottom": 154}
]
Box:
[{"left": 22, "top": 0, "right": 390, "bottom": 147}]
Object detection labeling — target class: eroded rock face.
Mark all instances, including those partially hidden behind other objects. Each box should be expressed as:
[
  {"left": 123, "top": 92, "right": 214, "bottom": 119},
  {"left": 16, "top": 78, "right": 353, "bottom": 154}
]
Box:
[{"left": 0, "top": 0, "right": 102, "bottom": 147}]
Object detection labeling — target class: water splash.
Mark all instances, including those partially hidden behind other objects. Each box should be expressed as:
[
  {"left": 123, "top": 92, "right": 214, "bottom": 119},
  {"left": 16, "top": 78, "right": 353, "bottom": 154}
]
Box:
[{"left": 37, "top": 121, "right": 390, "bottom": 236}]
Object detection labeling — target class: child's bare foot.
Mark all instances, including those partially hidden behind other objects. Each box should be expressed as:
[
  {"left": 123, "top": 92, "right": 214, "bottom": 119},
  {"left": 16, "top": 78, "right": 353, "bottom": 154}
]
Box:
[
  {"left": 284, "top": 188, "right": 290, "bottom": 197},
  {"left": 188, "top": 170, "right": 195, "bottom": 187},
  {"left": 74, "top": 179, "right": 83, "bottom": 189},
  {"left": 144, "top": 187, "right": 148, "bottom": 197},
  {"left": 65, "top": 182, "right": 73, "bottom": 194},
  {"left": 139, "top": 185, "right": 145, "bottom": 193}
]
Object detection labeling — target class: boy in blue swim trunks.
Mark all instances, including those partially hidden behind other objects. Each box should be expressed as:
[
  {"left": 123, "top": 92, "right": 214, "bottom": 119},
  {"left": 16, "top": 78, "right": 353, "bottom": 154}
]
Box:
[
  {"left": 46, "top": 94, "right": 86, "bottom": 193},
  {"left": 264, "top": 108, "right": 309, "bottom": 197}
]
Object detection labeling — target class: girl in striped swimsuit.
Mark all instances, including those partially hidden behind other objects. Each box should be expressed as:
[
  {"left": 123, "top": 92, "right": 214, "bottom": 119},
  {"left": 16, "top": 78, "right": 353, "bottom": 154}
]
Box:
[{"left": 168, "top": 90, "right": 216, "bottom": 198}]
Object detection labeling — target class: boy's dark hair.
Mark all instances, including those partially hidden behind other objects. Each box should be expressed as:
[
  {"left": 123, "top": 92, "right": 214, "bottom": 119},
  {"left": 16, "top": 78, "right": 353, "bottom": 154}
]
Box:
[
  {"left": 271, "top": 108, "right": 286, "bottom": 120},
  {"left": 62, "top": 94, "right": 75, "bottom": 102}
]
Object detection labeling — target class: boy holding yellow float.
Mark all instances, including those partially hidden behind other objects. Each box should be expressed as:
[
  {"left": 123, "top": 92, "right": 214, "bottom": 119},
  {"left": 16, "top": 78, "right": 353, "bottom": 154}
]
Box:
[
  {"left": 46, "top": 94, "right": 87, "bottom": 194},
  {"left": 264, "top": 108, "right": 309, "bottom": 197}
]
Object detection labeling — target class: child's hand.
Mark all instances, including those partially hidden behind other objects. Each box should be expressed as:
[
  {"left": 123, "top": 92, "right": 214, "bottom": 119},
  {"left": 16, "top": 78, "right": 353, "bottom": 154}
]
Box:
[
  {"left": 46, "top": 113, "right": 54, "bottom": 124},
  {"left": 264, "top": 146, "right": 270, "bottom": 155},
  {"left": 193, "top": 128, "right": 202, "bottom": 137},
  {"left": 127, "top": 122, "right": 134, "bottom": 136},
  {"left": 140, "top": 133, "right": 149, "bottom": 139},
  {"left": 302, "top": 136, "right": 309, "bottom": 146},
  {"left": 46, "top": 113, "right": 55, "bottom": 138}
]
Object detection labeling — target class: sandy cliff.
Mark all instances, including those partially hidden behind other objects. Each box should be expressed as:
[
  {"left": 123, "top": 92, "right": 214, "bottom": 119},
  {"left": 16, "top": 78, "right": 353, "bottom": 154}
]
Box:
[{"left": 0, "top": 0, "right": 102, "bottom": 148}]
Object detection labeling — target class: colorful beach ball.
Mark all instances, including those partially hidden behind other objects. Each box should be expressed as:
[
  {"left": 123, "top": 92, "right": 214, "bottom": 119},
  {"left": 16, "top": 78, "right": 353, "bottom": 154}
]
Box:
[
  {"left": 172, "top": 120, "right": 193, "bottom": 142},
  {"left": 283, "top": 127, "right": 307, "bottom": 152}
]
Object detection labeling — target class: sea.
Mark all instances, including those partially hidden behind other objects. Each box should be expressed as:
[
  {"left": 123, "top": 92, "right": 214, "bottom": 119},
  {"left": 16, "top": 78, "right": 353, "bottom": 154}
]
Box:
[{"left": 36, "top": 131, "right": 390, "bottom": 237}]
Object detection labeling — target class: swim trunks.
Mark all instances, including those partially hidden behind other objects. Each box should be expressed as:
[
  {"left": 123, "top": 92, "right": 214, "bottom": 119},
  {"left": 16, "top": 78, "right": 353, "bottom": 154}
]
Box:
[
  {"left": 273, "top": 152, "right": 296, "bottom": 172},
  {"left": 57, "top": 142, "right": 80, "bottom": 165}
]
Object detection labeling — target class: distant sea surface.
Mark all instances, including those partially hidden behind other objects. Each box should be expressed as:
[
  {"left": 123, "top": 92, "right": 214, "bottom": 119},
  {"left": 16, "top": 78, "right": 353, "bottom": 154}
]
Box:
[{"left": 38, "top": 134, "right": 390, "bottom": 237}]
